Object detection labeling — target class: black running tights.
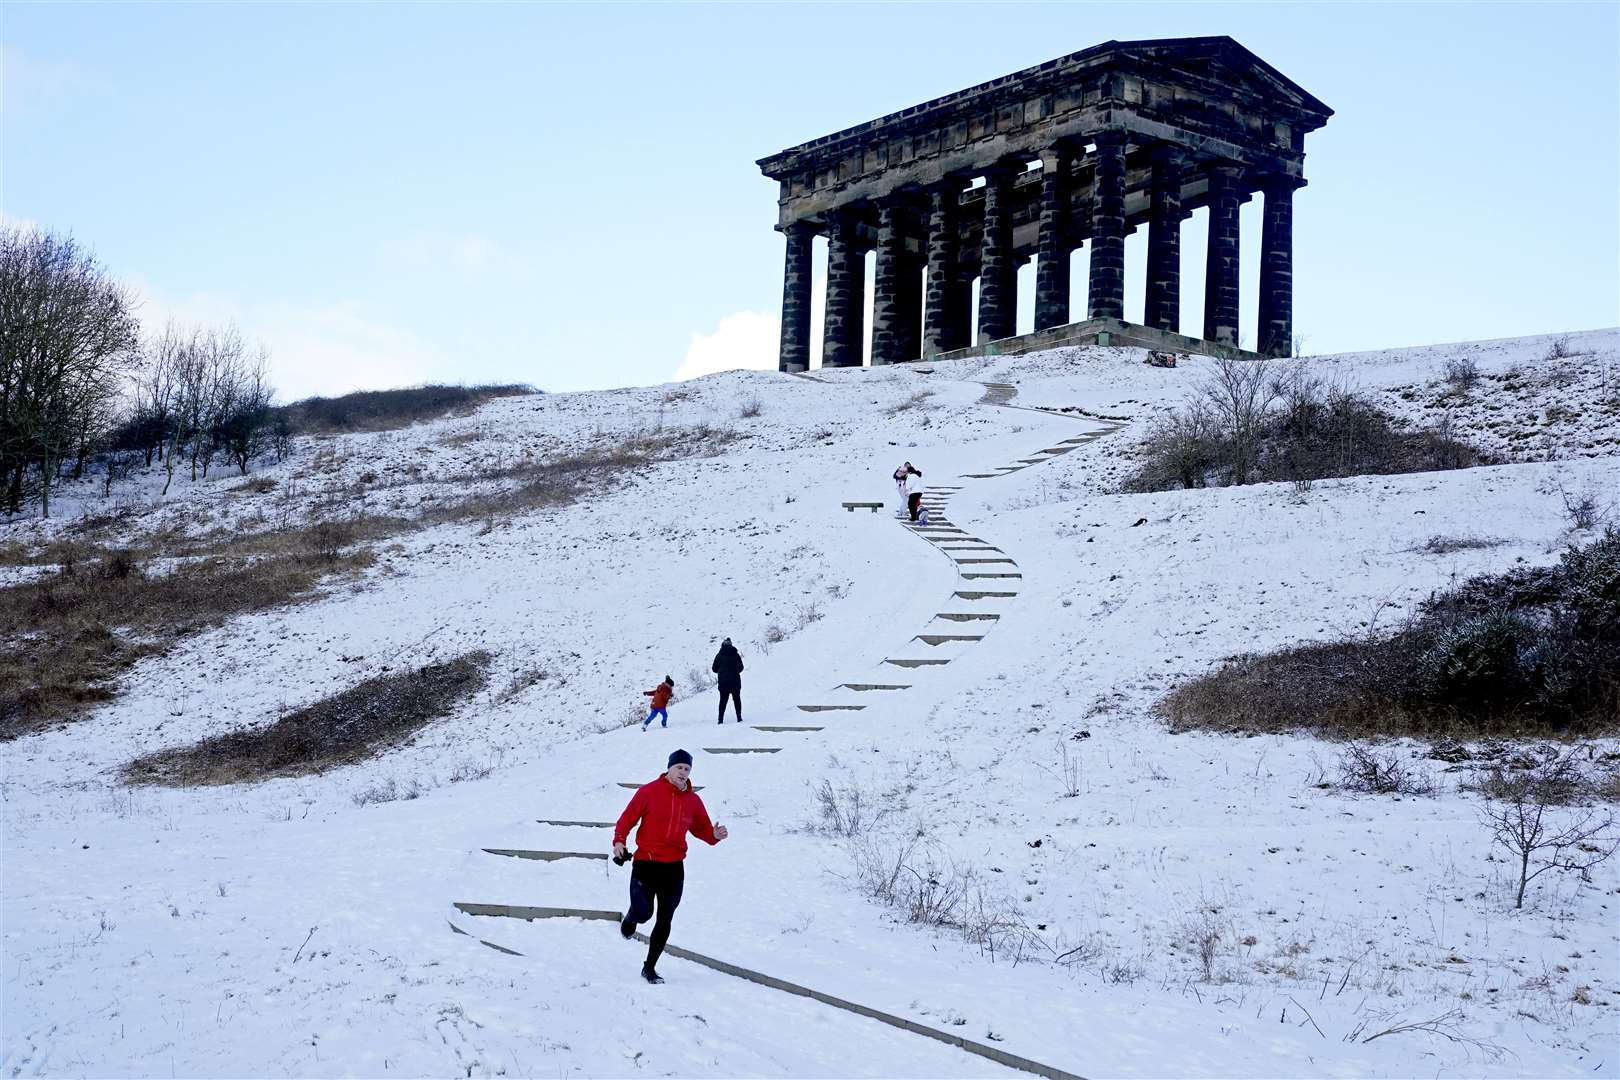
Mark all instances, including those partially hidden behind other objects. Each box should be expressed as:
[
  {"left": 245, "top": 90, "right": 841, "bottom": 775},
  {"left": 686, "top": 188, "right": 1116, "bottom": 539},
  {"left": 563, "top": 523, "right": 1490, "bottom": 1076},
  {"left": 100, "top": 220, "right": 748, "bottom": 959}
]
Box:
[{"left": 627, "top": 859, "right": 685, "bottom": 971}]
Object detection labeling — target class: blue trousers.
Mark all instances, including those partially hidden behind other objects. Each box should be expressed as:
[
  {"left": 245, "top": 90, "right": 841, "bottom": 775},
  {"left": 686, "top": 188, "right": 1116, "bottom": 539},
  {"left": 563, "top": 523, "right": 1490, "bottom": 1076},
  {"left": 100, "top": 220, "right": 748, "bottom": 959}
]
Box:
[{"left": 643, "top": 707, "right": 667, "bottom": 728}]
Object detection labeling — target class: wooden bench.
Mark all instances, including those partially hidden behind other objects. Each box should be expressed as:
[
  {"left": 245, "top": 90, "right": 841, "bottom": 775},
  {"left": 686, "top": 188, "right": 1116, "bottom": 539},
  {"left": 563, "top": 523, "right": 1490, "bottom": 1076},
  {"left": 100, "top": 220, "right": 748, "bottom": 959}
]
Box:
[{"left": 841, "top": 501, "right": 884, "bottom": 512}]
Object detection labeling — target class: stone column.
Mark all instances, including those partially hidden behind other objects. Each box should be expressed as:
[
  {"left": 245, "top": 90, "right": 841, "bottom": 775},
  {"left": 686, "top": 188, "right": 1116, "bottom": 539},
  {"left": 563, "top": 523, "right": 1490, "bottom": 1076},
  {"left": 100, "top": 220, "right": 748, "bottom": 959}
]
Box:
[
  {"left": 896, "top": 250, "right": 924, "bottom": 361},
  {"left": 1257, "top": 177, "right": 1301, "bottom": 358},
  {"left": 976, "top": 161, "right": 1017, "bottom": 343},
  {"left": 1202, "top": 163, "right": 1243, "bottom": 347},
  {"left": 1034, "top": 144, "right": 1073, "bottom": 332},
  {"left": 923, "top": 178, "right": 966, "bottom": 356},
  {"left": 822, "top": 210, "right": 867, "bottom": 368},
  {"left": 1143, "top": 144, "right": 1184, "bottom": 333},
  {"left": 870, "top": 200, "right": 907, "bottom": 366},
  {"left": 1086, "top": 131, "right": 1127, "bottom": 320},
  {"left": 778, "top": 222, "right": 815, "bottom": 372}
]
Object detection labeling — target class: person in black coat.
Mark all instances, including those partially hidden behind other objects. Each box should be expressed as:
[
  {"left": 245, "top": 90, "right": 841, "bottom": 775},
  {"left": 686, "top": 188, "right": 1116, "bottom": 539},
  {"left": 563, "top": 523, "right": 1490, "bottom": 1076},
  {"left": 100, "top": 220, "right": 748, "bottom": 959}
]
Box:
[{"left": 712, "top": 638, "right": 744, "bottom": 724}]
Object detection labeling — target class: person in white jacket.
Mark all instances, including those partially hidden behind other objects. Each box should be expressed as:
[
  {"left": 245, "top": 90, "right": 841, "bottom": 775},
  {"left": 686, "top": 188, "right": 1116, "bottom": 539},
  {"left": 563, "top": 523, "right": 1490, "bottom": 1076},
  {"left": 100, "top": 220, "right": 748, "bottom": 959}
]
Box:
[{"left": 893, "top": 461, "right": 922, "bottom": 517}]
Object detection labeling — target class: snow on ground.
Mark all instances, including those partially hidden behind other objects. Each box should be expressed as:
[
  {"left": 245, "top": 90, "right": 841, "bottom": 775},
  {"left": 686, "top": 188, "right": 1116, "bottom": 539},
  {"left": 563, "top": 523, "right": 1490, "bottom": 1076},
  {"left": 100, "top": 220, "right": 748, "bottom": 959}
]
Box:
[{"left": 4, "top": 329, "right": 1619, "bottom": 1078}]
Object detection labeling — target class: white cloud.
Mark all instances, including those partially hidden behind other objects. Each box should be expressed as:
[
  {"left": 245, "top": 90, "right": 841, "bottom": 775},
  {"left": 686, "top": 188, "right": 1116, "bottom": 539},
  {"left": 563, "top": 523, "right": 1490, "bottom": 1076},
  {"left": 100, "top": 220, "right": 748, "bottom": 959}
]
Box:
[
  {"left": 128, "top": 281, "right": 441, "bottom": 402},
  {"left": 673, "top": 310, "right": 779, "bottom": 382}
]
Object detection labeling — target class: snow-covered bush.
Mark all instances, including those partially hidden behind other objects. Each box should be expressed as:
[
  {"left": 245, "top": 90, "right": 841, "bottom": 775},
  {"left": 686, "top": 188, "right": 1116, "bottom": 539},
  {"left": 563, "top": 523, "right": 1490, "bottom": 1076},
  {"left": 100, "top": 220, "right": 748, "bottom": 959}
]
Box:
[{"left": 1161, "top": 531, "right": 1620, "bottom": 739}]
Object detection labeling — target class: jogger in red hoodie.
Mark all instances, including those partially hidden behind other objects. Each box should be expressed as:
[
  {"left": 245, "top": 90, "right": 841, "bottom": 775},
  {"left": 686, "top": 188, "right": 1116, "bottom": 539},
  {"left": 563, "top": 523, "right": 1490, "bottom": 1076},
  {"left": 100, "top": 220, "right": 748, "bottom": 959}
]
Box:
[{"left": 613, "top": 749, "right": 728, "bottom": 983}]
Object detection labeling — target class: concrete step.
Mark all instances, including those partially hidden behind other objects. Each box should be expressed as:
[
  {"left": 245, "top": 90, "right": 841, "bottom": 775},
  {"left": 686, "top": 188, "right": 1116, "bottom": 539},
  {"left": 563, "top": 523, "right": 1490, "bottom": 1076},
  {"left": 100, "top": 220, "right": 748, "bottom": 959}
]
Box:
[
  {"left": 954, "top": 590, "right": 1017, "bottom": 600},
  {"left": 535, "top": 819, "right": 614, "bottom": 828},
  {"left": 954, "top": 557, "right": 1017, "bottom": 564},
  {"left": 484, "top": 848, "right": 607, "bottom": 862},
  {"left": 960, "top": 473, "right": 1002, "bottom": 479},
  {"left": 934, "top": 612, "right": 1000, "bottom": 621},
  {"left": 752, "top": 724, "right": 824, "bottom": 732},
  {"left": 1039, "top": 447, "right": 1074, "bottom": 455},
  {"left": 885, "top": 658, "right": 951, "bottom": 668},
  {"left": 960, "top": 572, "right": 1022, "bottom": 579},
  {"left": 704, "top": 747, "right": 781, "bottom": 754},
  {"left": 915, "top": 634, "right": 985, "bottom": 645},
  {"left": 797, "top": 704, "right": 866, "bottom": 712},
  {"left": 838, "top": 683, "right": 910, "bottom": 691}
]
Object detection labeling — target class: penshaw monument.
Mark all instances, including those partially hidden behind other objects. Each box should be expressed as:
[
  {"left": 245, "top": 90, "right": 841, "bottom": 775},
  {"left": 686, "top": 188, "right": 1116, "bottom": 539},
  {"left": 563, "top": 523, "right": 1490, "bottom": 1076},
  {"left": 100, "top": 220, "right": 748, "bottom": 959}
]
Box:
[{"left": 757, "top": 36, "right": 1333, "bottom": 370}]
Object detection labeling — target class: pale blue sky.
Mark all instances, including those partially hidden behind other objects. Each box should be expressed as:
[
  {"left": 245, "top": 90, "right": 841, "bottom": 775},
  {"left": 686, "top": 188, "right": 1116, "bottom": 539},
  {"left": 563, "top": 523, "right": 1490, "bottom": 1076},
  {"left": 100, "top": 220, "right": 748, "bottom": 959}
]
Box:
[{"left": 3, "top": 2, "right": 1616, "bottom": 398}]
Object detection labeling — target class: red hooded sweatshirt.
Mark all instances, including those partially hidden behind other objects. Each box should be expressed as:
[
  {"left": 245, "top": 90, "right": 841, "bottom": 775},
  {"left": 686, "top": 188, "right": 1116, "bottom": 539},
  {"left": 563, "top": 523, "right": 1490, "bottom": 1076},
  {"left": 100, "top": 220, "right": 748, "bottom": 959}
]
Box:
[{"left": 614, "top": 776, "right": 718, "bottom": 862}]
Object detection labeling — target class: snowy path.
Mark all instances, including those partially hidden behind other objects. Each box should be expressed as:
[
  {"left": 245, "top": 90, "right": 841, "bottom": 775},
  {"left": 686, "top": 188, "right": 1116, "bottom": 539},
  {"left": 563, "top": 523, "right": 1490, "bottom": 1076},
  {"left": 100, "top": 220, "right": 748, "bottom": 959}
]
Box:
[{"left": 449, "top": 379, "right": 1112, "bottom": 1079}]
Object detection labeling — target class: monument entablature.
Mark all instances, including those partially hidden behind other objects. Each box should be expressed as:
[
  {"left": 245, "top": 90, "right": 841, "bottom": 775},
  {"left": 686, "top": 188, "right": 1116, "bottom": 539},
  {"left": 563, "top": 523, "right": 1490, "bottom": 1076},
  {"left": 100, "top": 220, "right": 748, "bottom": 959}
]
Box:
[{"left": 758, "top": 35, "right": 1332, "bottom": 367}]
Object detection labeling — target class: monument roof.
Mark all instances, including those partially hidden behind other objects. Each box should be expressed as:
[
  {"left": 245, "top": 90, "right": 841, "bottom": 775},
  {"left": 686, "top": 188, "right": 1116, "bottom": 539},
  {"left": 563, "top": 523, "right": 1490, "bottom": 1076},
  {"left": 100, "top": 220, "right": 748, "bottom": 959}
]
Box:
[{"left": 758, "top": 35, "right": 1333, "bottom": 173}]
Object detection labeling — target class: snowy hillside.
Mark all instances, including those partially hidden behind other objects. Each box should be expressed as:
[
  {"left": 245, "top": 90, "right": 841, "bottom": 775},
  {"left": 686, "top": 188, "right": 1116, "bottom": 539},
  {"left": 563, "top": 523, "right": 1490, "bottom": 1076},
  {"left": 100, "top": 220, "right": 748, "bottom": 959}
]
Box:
[{"left": 4, "top": 328, "right": 1619, "bottom": 1079}]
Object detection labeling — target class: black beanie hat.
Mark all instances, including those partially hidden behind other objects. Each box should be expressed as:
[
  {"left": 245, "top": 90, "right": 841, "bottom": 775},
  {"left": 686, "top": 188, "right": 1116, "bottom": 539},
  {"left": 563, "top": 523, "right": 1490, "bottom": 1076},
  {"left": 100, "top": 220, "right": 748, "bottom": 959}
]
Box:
[{"left": 668, "top": 749, "right": 693, "bottom": 769}]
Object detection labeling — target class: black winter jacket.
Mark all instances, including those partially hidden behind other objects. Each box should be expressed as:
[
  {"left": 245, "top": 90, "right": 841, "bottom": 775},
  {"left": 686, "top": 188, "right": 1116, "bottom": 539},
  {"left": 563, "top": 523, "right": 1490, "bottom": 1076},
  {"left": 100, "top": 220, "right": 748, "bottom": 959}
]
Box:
[{"left": 711, "top": 643, "right": 744, "bottom": 689}]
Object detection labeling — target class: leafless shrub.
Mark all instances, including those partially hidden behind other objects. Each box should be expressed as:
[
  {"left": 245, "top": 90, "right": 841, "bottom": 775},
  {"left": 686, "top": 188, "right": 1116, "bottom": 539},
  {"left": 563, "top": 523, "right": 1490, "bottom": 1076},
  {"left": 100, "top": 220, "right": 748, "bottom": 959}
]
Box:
[
  {"left": 1442, "top": 356, "right": 1480, "bottom": 391},
  {"left": 230, "top": 476, "right": 279, "bottom": 496},
  {"left": 448, "top": 751, "right": 504, "bottom": 784},
  {"left": 1545, "top": 335, "right": 1573, "bottom": 362},
  {"left": 763, "top": 623, "right": 787, "bottom": 645},
  {"left": 850, "top": 836, "right": 1042, "bottom": 961},
  {"left": 814, "top": 778, "right": 892, "bottom": 838},
  {"left": 1126, "top": 362, "right": 1485, "bottom": 492},
  {"left": 1416, "top": 534, "right": 1505, "bottom": 555},
  {"left": 124, "top": 652, "right": 492, "bottom": 786},
  {"left": 794, "top": 601, "right": 823, "bottom": 630},
  {"left": 1335, "top": 743, "right": 1435, "bottom": 795},
  {"left": 351, "top": 776, "right": 432, "bottom": 807},
  {"left": 1183, "top": 914, "right": 1223, "bottom": 982},
  {"left": 738, "top": 396, "right": 763, "bottom": 419},
  {"left": 303, "top": 519, "right": 356, "bottom": 561},
  {"left": 1560, "top": 487, "right": 1605, "bottom": 531},
  {"left": 1478, "top": 752, "right": 1619, "bottom": 908},
  {"left": 1037, "top": 739, "right": 1082, "bottom": 797},
  {"left": 495, "top": 666, "right": 549, "bottom": 704}
]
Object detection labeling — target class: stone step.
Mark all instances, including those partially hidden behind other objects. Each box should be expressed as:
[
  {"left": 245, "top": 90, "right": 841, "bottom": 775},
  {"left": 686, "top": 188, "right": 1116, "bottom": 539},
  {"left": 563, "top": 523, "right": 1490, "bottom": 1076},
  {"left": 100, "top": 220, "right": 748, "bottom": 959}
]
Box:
[
  {"left": 885, "top": 657, "right": 951, "bottom": 668},
  {"left": 449, "top": 904, "right": 1080, "bottom": 1080},
  {"left": 960, "top": 572, "right": 1022, "bottom": 579},
  {"left": 704, "top": 747, "right": 781, "bottom": 754},
  {"left": 838, "top": 683, "right": 911, "bottom": 691},
  {"left": 954, "top": 557, "right": 1017, "bottom": 565},
  {"left": 752, "top": 724, "right": 824, "bottom": 732},
  {"left": 1039, "top": 447, "right": 1074, "bottom": 455},
  {"left": 797, "top": 704, "right": 866, "bottom": 712},
  {"left": 954, "top": 590, "right": 1018, "bottom": 600},
  {"left": 484, "top": 848, "right": 607, "bottom": 862},
  {"left": 619, "top": 782, "right": 705, "bottom": 791},
  {"left": 915, "top": 634, "right": 985, "bottom": 645},
  {"left": 1016, "top": 458, "right": 1048, "bottom": 465},
  {"left": 535, "top": 819, "right": 614, "bottom": 828},
  {"left": 934, "top": 612, "right": 1001, "bottom": 621}
]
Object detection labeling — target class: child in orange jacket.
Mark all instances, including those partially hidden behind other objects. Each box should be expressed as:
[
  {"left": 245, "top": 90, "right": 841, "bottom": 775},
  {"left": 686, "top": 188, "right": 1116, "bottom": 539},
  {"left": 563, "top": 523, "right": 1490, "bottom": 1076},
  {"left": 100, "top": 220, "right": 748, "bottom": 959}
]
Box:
[{"left": 641, "top": 676, "right": 675, "bottom": 731}]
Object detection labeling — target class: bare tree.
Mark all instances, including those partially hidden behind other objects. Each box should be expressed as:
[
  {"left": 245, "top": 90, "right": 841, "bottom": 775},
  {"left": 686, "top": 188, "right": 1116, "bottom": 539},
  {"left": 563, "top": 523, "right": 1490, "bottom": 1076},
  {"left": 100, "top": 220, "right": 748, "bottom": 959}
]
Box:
[
  {"left": 0, "top": 227, "right": 140, "bottom": 516},
  {"left": 1479, "top": 755, "right": 1618, "bottom": 909},
  {"left": 1200, "top": 355, "right": 1277, "bottom": 486}
]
